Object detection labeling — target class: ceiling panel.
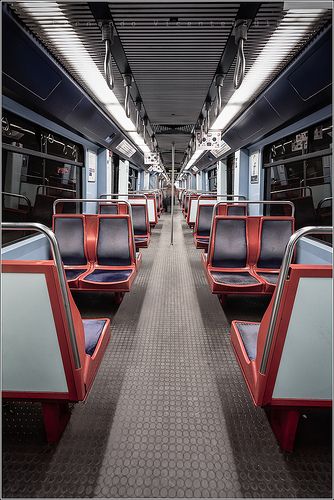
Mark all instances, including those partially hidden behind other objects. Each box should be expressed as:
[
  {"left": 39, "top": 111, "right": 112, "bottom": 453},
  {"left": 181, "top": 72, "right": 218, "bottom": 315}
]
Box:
[
  {"left": 109, "top": 2, "right": 240, "bottom": 168},
  {"left": 9, "top": 2, "right": 332, "bottom": 172}
]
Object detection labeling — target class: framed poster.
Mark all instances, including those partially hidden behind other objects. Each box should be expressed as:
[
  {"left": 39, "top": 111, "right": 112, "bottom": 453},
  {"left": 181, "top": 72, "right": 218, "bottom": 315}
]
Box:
[
  {"left": 250, "top": 151, "right": 259, "bottom": 184},
  {"left": 87, "top": 150, "right": 97, "bottom": 182},
  {"left": 196, "top": 131, "right": 223, "bottom": 150}
]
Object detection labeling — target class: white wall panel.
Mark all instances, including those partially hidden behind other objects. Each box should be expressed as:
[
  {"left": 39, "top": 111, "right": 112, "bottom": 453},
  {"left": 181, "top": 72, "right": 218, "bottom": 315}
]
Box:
[
  {"left": 3, "top": 273, "right": 68, "bottom": 393},
  {"left": 273, "top": 277, "right": 332, "bottom": 400}
]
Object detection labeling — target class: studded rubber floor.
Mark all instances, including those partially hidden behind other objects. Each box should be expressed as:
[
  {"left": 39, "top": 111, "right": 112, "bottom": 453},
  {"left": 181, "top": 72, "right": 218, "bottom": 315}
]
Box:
[{"left": 2, "top": 210, "right": 332, "bottom": 498}]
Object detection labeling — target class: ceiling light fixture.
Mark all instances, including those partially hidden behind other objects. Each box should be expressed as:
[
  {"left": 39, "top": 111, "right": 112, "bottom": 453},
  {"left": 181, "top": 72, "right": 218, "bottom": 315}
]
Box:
[
  {"left": 211, "top": 8, "right": 327, "bottom": 133},
  {"left": 184, "top": 150, "right": 203, "bottom": 171},
  {"left": 19, "top": 2, "right": 150, "bottom": 154}
]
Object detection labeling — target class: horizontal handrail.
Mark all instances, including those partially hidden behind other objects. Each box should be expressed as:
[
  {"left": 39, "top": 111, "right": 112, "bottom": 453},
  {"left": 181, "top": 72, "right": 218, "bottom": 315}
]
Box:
[
  {"left": 36, "top": 185, "right": 76, "bottom": 196},
  {"left": 260, "top": 226, "right": 333, "bottom": 374},
  {"left": 100, "top": 193, "right": 148, "bottom": 200},
  {"left": 213, "top": 200, "right": 295, "bottom": 217},
  {"left": 21, "top": 174, "right": 48, "bottom": 183},
  {"left": 2, "top": 192, "right": 32, "bottom": 211},
  {"left": 53, "top": 198, "right": 132, "bottom": 215},
  {"left": 1, "top": 222, "right": 81, "bottom": 369},
  {"left": 317, "top": 197, "right": 332, "bottom": 210},
  {"left": 199, "top": 194, "right": 246, "bottom": 202},
  {"left": 300, "top": 175, "right": 331, "bottom": 185},
  {"left": 271, "top": 186, "right": 312, "bottom": 197}
]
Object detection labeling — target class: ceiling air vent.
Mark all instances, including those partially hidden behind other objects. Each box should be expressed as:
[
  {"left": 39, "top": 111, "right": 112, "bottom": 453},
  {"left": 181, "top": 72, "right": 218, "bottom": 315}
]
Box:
[
  {"left": 153, "top": 124, "right": 194, "bottom": 135},
  {"left": 115, "top": 139, "right": 136, "bottom": 158}
]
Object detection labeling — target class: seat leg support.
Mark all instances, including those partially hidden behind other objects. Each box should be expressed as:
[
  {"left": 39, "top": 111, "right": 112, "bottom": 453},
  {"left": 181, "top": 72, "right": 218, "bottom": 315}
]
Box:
[
  {"left": 270, "top": 407, "right": 300, "bottom": 452},
  {"left": 218, "top": 294, "right": 227, "bottom": 309},
  {"left": 114, "top": 292, "right": 125, "bottom": 305},
  {"left": 42, "top": 401, "right": 71, "bottom": 444}
]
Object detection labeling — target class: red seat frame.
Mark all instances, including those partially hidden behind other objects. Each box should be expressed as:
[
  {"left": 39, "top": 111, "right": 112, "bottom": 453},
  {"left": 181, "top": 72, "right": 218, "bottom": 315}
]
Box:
[
  {"left": 202, "top": 216, "right": 265, "bottom": 294},
  {"left": 2, "top": 260, "right": 110, "bottom": 443},
  {"left": 78, "top": 214, "right": 140, "bottom": 292},
  {"left": 52, "top": 214, "right": 90, "bottom": 288},
  {"left": 53, "top": 214, "right": 141, "bottom": 293},
  {"left": 203, "top": 215, "right": 295, "bottom": 297},
  {"left": 230, "top": 265, "right": 332, "bottom": 451}
]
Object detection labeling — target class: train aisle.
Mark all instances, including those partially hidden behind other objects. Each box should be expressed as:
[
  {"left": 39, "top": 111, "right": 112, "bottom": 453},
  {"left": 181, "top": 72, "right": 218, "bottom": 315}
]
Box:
[{"left": 3, "top": 210, "right": 331, "bottom": 498}]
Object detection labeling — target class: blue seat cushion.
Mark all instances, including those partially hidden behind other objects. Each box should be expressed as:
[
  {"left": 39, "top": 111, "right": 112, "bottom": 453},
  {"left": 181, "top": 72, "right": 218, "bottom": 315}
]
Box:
[
  {"left": 236, "top": 322, "right": 261, "bottom": 361},
  {"left": 258, "top": 272, "right": 279, "bottom": 285},
  {"left": 211, "top": 271, "right": 260, "bottom": 285},
  {"left": 83, "top": 269, "right": 132, "bottom": 283},
  {"left": 83, "top": 319, "right": 107, "bottom": 356},
  {"left": 65, "top": 269, "right": 86, "bottom": 280}
]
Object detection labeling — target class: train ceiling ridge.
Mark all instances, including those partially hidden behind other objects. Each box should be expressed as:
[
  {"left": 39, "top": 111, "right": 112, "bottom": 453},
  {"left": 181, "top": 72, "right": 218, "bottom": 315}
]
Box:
[{"left": 7, "top": 1, "right": 333, "bottom": 172}]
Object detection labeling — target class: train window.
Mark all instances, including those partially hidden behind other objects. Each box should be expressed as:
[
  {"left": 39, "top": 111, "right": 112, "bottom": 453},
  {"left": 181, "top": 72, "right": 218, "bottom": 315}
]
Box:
[
  {"left": 208, "top": 167, "right": 217, "bottom": 192},
  {"left": 226, "top": 154, "right": 235, "bottom": 194},
  {"left": 264, "top": 119, "right": 332, "bottom": 236},
  {"left": 2, "top": 111, "right": 83, "bottom": 245},
  {"left": 129, "top": 166, "right": 139, "bottom": 191},
  {"left": 2, "top": 112, "right": 40, "bottom": 151}
]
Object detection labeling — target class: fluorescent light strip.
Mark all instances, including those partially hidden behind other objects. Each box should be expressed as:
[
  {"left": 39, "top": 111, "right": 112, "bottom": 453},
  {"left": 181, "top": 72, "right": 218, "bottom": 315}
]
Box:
[
  {"left": 184, "top": 149, "right": 203, "bottom": 171},
  {"left": 20, "top": 2, "right": 150, "bottom": 154},
  {"left": 211, "top": 9, "right": 327, "bottom": 133}
]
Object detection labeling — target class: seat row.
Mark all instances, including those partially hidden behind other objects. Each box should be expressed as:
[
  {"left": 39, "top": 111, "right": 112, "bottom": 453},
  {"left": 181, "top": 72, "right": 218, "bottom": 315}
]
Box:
[
  {"left": 53, "top": 214, "right": 141, "bottom": 293},
  {"left": 2, "top": 190, "right": 165, "bottom": 443},
  {"left": 202, "top": 215, "right": 294, "bottom": 299},
  {"left": 2, "top": 223, "right": 111, "bottom": 443},
  {"left": 195, "top": 206, "right": 332, "bottom": 451},
  {"left": 229, "top": 226, "right": 332, "bottom": 451}
]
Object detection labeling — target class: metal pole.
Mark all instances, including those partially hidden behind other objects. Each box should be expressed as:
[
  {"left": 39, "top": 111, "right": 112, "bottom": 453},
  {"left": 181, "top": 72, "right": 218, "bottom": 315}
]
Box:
[{"left": 170, "top": 142, "right": 175, "bottom": 245}]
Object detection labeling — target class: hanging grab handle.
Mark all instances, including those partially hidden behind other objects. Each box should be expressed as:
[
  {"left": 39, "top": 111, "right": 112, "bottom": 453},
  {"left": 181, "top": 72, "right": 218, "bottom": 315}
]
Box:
[
  {"left": 215, "top": 74, "right": 224, "bottom": 117},
  {"left": 135, "top": 99, "right": 142, "bottom": 133},
  {"left": 123, "top": 74, "right": 133, "bottom": 118},
  {"left": 233, "top": 20, "right": 248, "bottom": 89},
  {"left": 101, "top": 21, "right": 114, "bottom": 90}
]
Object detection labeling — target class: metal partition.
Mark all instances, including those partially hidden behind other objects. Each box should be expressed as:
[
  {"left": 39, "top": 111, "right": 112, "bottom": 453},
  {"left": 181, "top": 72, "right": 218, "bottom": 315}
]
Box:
[
  {"left": 270, "top": 186, "right": 313, "bottom": 197},
  {"left": 198, "top": 193, "right": 246, "bottom": 203},
  {"left": 36, "top": 185, "right": 76, "bottom": 196},
  {"left": 99, "top": 193, "right": 148, "bottom": 205},
  {"left": 2, "top": 192, "right": 32, "bottom": 212},
  {"left": 127, "top": 191, "right": 159, "bottom": 223},
  {"left": 317, "top": 197, "right": 332, "bottom": 210},
  {"left": 2, "top": 222, "right": 81, "bottom": 369},
  {"left": 260, "top": 226, "right": 333, "bottom": 374},
  {"left": 190, "top": 194, "right": 246, "bottom": 226}
]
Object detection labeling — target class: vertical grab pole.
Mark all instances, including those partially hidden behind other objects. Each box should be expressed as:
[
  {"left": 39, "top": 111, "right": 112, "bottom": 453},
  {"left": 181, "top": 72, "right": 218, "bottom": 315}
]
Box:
[{"left": 170, "top": 142, "right": 175, "bottom": 245}]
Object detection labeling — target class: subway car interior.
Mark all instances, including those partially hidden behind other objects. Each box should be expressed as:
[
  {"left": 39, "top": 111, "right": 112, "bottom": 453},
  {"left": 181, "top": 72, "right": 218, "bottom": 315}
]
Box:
[{"left": 1, "top": 1, "right": 333, "bottom": 498}]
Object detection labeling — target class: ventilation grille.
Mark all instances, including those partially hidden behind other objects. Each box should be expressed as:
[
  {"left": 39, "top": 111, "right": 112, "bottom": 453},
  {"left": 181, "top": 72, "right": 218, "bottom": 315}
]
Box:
[
  {"left": 153, "top": 124, "right": 194, "bottom": 135},
  {"left": 115, "top": 139, "right": 136, "bottom": 158}
]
